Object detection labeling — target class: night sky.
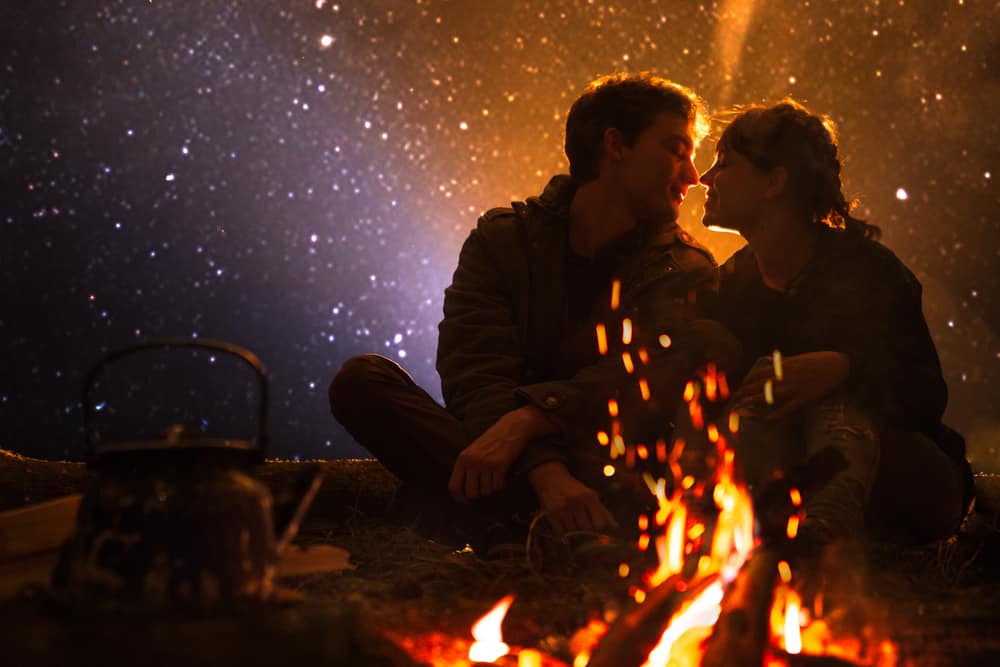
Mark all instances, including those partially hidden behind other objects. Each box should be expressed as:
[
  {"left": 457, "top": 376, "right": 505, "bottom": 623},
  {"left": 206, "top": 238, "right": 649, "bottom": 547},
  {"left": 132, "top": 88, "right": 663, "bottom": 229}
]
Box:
[{"left": 2, "top": 1, "right": 997, "bottom": 470}]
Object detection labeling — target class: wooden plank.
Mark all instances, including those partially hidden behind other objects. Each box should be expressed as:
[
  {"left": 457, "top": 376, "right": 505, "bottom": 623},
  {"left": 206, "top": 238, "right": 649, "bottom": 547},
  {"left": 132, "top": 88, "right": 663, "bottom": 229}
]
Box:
[{"left": 0, "top": 494, "right": 80, "bottom": 562}]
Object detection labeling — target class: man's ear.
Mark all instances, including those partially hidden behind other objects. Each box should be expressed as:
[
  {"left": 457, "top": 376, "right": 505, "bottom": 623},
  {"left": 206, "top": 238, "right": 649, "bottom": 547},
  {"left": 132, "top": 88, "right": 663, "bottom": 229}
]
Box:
[
  {"left": 602, "top": 127, "right": 626, "bottom": 162},
  {"left": 765, "top": 166, "right": 789, "bottom": 199}
]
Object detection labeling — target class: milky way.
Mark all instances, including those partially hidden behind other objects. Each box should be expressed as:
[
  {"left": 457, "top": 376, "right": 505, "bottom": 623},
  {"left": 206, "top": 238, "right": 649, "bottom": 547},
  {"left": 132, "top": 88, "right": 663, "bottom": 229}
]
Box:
[{"left": 2, "top": 1, "right": 997, "bottom": 468}]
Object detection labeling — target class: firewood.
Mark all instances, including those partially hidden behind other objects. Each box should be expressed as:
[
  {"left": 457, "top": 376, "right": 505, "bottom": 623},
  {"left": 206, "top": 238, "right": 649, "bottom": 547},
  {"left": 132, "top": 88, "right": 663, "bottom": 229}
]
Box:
[
  {"left": 0, "top": 494, "right": 80, "bottom": 561},
  {"left": 586, "top": 572, "right": 719, "bottom": 667},
  {"left": 700, "top": 547, "right": 782, "bottom": 667}
]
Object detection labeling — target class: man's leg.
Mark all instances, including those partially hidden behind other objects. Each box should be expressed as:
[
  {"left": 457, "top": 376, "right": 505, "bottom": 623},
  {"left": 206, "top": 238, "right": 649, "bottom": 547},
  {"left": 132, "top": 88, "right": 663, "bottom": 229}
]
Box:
[
  {"left": 329, "top": 354, "right": 537, "bottom": 548},
  {"left": 329, "top": 353, "right": 465, "bottom": 490}
]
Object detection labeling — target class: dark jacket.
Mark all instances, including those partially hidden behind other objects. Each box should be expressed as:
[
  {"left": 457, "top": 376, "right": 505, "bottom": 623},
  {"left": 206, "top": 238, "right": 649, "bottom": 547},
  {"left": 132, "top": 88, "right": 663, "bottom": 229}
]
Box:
[
  {"left": 716, "top": 226, "right": 964, "bottom": 461},
  {"left": 437, "top": 175, "right": 721, "bottom": 473}
]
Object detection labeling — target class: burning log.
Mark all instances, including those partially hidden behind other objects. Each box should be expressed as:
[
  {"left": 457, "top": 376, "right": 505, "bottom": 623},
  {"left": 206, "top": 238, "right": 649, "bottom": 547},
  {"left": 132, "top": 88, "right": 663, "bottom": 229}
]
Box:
[
  {"left": 700, "top": 546, "right": 782, "bottom": 667},
  {"left": 585, "top": 571, "right": 720, "bottom": 667}
]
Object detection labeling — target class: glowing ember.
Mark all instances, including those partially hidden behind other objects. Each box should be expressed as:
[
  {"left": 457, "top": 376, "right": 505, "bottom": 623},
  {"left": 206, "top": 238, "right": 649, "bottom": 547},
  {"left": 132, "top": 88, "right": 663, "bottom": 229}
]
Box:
[
  {"left": 469, "top": 594, "right": 514, "bottom": 663},
  {"left": 595, "top": 323, "right": 608, "bottom": 355}
]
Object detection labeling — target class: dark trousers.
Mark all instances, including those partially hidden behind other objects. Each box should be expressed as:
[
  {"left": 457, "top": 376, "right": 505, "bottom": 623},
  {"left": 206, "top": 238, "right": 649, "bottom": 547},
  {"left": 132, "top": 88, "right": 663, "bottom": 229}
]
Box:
[{"left": 328, "top": 354, "right": 540, "bottom": 544}]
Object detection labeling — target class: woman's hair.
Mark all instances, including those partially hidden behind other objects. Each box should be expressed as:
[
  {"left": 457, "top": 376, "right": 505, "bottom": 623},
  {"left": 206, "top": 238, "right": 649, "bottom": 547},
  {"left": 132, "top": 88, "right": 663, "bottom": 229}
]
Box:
[{"left": 717, "top": 99, "right": 881, "bottom": 240}]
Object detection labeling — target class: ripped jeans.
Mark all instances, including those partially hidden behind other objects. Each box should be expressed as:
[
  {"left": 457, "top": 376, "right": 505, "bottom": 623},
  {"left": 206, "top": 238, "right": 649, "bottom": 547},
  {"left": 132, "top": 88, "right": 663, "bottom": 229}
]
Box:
[{"left": 734, "top": 392, "right": 881, "bottom": 539}]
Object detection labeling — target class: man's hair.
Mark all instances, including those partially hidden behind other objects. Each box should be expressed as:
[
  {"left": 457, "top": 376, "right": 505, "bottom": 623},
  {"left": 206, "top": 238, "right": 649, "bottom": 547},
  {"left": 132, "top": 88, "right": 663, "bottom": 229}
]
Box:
[{"left": 565, "top": 73, "right": 705, "bottom": 183}]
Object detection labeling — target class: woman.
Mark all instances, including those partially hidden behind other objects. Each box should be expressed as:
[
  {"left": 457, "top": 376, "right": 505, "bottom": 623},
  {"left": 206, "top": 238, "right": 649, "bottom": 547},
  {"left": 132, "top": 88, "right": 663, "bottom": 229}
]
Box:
[{"left": 700, "top": 100, "right": 973, "bottom": 546}]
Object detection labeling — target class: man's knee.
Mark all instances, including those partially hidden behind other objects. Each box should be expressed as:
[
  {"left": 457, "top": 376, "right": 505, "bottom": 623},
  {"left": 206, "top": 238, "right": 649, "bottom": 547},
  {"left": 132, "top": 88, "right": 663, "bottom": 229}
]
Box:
[{"left": 328, "top": 354, "right": 394, "bottom": 419}]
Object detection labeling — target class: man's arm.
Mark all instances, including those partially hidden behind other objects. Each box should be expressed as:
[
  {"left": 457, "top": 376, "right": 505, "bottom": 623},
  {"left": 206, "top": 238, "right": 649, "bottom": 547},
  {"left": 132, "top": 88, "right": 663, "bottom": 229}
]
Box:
[{"left": 438, "top": 223, "right": 570, "bottom": 499}]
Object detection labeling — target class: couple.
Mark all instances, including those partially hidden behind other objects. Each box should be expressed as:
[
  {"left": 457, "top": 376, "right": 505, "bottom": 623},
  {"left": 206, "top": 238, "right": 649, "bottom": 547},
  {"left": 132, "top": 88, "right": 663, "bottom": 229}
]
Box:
[{"left": 329, "top": 74, "right": 973, "bottom": 554}]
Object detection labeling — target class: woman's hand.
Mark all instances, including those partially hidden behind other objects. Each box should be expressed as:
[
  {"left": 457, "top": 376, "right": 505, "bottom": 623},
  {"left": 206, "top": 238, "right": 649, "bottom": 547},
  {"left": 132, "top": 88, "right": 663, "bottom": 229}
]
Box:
[{"left": 732, "top": 351, "right": 850, "bottom": 420}]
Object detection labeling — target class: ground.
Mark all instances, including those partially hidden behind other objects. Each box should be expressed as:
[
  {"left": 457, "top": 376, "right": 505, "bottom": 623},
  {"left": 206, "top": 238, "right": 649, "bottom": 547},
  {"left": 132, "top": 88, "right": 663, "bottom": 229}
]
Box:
[{"left": 1, "top": 451, "right": 999, "bottom": 666}]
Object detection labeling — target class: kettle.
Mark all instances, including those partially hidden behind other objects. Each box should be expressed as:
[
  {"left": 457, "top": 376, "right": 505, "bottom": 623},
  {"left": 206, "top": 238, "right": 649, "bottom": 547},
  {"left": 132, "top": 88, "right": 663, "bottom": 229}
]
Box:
[{"left": 53, "top": 339, "right": 323, "bottom": 606}]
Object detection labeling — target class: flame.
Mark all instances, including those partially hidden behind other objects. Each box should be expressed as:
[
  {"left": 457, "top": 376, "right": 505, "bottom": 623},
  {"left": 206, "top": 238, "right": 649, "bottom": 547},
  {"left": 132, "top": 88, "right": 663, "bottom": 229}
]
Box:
[
  {"left": 469, "top": 594, "right": 514, "bottom": 663},
  {"left": 642, "top": 579, "right": 725, "bottom": 667},
  {"left": 784, "top": 588, "right": 803, "bottom": 654},
  {"left": 610, "top": 279, "right": 621, "bottom": 310},
  {"left": 623, "top": 318, "right": 633, "bottom": 344}
]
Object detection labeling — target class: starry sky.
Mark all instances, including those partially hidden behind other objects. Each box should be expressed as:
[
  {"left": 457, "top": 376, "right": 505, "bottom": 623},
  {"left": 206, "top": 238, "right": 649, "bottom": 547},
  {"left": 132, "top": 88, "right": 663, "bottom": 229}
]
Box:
[{"left": 2, "top": 0, "right": 997, "bottom": 469}]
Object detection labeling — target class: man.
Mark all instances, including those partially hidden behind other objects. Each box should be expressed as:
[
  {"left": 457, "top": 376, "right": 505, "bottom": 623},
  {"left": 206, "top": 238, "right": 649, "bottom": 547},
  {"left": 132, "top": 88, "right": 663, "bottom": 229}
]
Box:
[{"left": 329, "top": 74, "right": 732, "bottom": 550}]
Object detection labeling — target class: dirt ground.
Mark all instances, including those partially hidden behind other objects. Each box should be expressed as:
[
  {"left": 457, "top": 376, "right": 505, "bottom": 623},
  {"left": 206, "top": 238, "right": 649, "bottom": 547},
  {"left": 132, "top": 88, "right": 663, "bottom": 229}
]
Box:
[{"left": 2, "top": 451, "right": 999, "bottom": 666}]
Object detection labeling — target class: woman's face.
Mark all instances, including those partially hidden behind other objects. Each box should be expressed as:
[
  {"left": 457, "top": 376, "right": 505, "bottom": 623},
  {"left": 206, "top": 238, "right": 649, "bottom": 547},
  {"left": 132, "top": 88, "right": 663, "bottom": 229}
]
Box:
[{"left": 699, "top": 148, "right": 774, "bottom": 235}]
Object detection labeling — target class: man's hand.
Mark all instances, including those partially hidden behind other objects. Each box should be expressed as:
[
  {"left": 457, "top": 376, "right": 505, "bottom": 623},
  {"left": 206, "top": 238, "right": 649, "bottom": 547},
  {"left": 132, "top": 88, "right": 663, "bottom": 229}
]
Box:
[
  {"left": 448, "top": 404, "right": 558, "bottom": 501},
  {"left": 528, "top": 461, "right": 619, "bottom": 537},
  {"left": 733, "top": 351, "right": 850, "bottom": 420}
]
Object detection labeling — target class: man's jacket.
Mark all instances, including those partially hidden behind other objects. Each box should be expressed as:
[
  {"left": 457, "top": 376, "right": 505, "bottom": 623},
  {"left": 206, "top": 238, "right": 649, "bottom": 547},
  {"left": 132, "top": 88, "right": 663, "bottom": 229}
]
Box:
[{"left": 437, "top": 175, "right": 722, "bottom": 473}]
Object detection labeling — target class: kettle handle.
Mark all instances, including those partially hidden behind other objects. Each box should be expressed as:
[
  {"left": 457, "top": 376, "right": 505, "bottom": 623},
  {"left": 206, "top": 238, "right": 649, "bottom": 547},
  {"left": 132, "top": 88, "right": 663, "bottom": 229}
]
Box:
[{"left": 82, "top": 338, "right": 270, "bottom": 461}]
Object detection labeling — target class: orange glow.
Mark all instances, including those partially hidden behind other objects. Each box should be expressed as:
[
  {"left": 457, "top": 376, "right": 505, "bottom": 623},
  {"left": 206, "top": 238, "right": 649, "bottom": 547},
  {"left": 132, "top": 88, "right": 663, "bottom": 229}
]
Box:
[
  {"left": 595, "top": 323, "right": 608, "bottom": 355},
  {"left": 638, "top": 514, "right": 649, "bottom": 531},
  {"left": 622, "top": 351, "right": 635, "bottom": 373},
  {"left": 784, "top": 589, "right": 802, "bottom": 654},
  {"left": 681, "top": 475, "right": 695, "bottom": 490},
  {"left": 704, "top": 363, "right": 718, "bottom": 401},
  {"left": 596, "top": 430, "right": 609, "bottom": 446},
  {"left": 688, "top": 400, "right": 704, "bottom": 430},
  {"left": 707, "top": 424, "right": 719, "bottom": 442},
  {"left": 622, "top": 318, "right": 633, "bottom": 344},
  {"left": 683, "top": 381, "right": 695, "bottom": 402},
  {"left": 790, "top": 488, "right": 802, "bottom": 506},
  {"left": 612, "top": 435, "right": 626, "bottom": 457},
  {"left": 718, "top": 371, "right": 730, "bottom": 399},
  {"left": 636, "top": 444, "right": 649, "bottom": 459},
  {"left": 639, "top": 377, "right": 651, "bottom": 400},
  {"left": 610, "top": 279, "right": 621, "bottom": 311},
  {"left": 772, "top": 349, "right": 784, "bottom": 381},
  {"left": 638, "top": 534, "right": 651, "bottom": 551},
  {"left": 633, "top": 588, "right": 647, "bottom": 604},
  {"left": 778, "top": 560, "right": 792, "bottom": 584},
  {"left": 655, "top": 439, "right": 667, "bottom": 462},
  {"left": 518, "top": 649, "right": 542, "bottom": 667},
  {"left": 637, "top": 347, "right": 650, "bottom": 364},
  {"left": 658, "top": 333, "right": 672, "bottom": 348},
  {"left": 764, "top": 379, "right": 775, "bottom": 405},
  {"left": 728, "top": 411, "right": 740, "bottom": 433},
  {"left": 687, "top": 522, "right": 705, "bottom": 540},
  {"left": 619, "top": 563, "right": 631, "bottom": 578},
  {"left": 787, "top": 515, "right": 800, "bottom": 539},
  {"left": 607, "top": 399, "right": 619, "bottom": 417},
  {"left": 603, "top": 464, "right": 616, "bottom": 477},
  {"left": 469, "top": 594, "right": 514, "bottom": 663}
]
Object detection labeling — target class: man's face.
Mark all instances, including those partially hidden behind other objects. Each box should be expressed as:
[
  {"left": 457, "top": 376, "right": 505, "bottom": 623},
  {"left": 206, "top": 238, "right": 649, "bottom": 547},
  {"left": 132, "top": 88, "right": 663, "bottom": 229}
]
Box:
[{"left": 617, "top": 112, "right": 699, "bottom": 224}]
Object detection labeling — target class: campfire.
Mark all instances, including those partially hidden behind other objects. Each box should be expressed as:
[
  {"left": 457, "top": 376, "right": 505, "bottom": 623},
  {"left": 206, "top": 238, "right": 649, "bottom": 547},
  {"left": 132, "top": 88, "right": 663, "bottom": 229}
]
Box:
[{"left": 395, "top": 299, "right": 897, "bottom": 667}]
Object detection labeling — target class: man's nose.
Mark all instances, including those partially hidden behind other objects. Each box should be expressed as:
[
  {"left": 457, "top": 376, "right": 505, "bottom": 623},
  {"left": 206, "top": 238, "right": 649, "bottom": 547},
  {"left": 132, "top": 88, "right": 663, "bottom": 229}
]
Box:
[{"left": 682, "top": 158, "right": 699, "bottom": 185}]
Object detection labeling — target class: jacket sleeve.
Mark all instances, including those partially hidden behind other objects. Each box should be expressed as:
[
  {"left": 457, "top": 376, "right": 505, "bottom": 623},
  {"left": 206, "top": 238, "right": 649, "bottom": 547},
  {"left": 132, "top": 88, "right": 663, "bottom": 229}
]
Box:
[
  {"left": 844, "top": 265, "right": 947, "bottom": 433},
  {"left": 437, "top": 226, "right": 529, "bottom": 441}
]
